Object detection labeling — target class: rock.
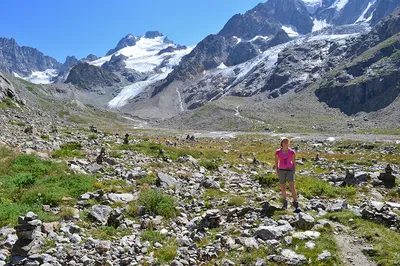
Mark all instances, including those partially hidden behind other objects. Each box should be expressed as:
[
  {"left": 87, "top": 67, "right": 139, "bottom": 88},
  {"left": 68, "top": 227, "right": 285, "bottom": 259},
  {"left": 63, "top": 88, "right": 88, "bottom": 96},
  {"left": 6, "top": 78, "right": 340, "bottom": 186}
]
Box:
[
  {"left": 89, "top": 205, "right": 113, "bottom": 225},
  {"left": 261, "top": 201, "right": 280, "bottom": 217},
  {"left": 200, "top": 179, "right": 220, "bottom": 189},
  {"left": 41, "top": 222, "right": 59, "bottom": 234},
  {"left": 292, "top": 231, "right": 320, "bottom": 240},
  {"left": 378, "top": 165, "right": 396, "bottom": 188},
  {"left": 317, "top": 250, "right": 331, "bottom": 261},
  {"left": 254, "top": 224, "right": 293, "bottom": 240},
  {"left": 344, "top": 170, "right": 370, "bottom": 185},
  {"left": 107, "top": 193, "right": 135, "bottom": 203},
  {"left": 157, "top": 172, "right": 180, "bottom": 187},
  {"left": 198, "top": 209, "right": 222, "bottom": 230},
  {"left": 291, "top": 213, "right": 315, "bottom": 230},
  {"left": 305, "top": 241, "right": 316, "bottom": 249},
  {"left": 70, "top": 234, "right": 82, "bottom": 244},
  {"left": 95, "top": 240, "right": 112, "bottom": 254},
  {"left": 281, "top": 249, "right": 307, "bottom": 264},
  {"left": 327, "top": 200, "right": 348, "bottom": 212}
]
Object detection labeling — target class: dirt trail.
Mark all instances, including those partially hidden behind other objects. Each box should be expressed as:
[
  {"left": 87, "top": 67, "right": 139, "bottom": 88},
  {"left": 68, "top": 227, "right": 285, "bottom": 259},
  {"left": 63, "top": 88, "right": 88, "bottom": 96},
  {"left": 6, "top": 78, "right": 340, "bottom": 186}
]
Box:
[{"left": 331, "top": 222, "right": 376, "bottom": 266}]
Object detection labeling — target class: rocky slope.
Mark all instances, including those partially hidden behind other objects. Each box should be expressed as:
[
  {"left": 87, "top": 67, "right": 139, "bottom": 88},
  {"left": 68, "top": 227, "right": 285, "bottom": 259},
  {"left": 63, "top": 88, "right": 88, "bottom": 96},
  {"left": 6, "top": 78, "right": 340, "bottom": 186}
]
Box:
[
  {"left": 0, "top": 37, "right": 60, "bottom": 77},
  {"left": 0, "top": 100, "right": 399, "bottom": 265}
]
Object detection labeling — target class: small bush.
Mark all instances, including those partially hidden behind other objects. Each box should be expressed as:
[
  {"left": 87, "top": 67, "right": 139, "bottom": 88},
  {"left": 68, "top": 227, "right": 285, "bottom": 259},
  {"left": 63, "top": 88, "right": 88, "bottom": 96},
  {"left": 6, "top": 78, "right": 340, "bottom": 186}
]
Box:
[
  {"left": 227, "top": 196, "right": 246, "bottom": 207},
  {"left": 109, "top": 151, "right": 123, "bottom": 158},
  {"left": 141, "top": 229, "right": 166, "bottom": 243},
  {"left": 52, "top": 142, "right": 84, "bottom": 158},
  {"left": 126, "top": 201, "right": 139, "bottom": 217},
  {"left": 136, "top": 173, "right": 157, "bottom": 186},
  {"left": 138, "top": 188, "right": 177, "bottom": 218},
  {"left": 154, "top": 240, "right": 178, "bottom": 264},
  {"left": 252, "top": 172, "right": 280, "bottom": 188},
  {"left": 60, "top": 207, "right": 77, "bottom": 220},
  {"left": 40, "top": 134, "right": 50, "bottom": 140},
  {"left": 88, "top": 133, "right": 98, "bottom": 140},
  {"left": 199, "top": 159, "right": 222, "bottom": 172},
  {"left": 13, "top": 173, "right": 36, "bottom": 189}
]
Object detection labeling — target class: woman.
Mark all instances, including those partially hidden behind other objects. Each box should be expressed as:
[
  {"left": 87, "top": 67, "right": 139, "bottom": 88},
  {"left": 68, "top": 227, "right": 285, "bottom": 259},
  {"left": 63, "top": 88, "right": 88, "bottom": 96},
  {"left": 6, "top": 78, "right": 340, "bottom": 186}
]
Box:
[{"left": 275, "top": 137, "right": 300, "bottom": 212}]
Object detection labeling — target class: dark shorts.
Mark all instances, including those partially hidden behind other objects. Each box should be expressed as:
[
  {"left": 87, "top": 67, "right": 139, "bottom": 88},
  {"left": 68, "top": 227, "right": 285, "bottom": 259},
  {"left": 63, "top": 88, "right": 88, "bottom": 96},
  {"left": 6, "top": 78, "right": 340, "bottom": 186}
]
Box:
[{"left": 278, "top": 169, "right": 295, "bottom": 184}]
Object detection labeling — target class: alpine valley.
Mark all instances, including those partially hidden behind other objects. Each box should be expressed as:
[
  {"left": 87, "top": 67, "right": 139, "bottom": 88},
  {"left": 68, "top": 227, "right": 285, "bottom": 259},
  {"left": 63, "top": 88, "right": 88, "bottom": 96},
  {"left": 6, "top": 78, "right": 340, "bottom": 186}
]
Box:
[{"left": 1, "top": 0, "right": 400, "bottom": 132}]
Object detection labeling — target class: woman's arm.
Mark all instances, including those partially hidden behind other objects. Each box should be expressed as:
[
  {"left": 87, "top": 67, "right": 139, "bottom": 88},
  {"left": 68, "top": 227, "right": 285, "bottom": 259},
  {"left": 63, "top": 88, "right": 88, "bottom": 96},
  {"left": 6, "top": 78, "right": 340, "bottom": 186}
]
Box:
[
  {"left": 292, "top": 152, "right": 296, "bottom": 173},
  {"left": 275, "top": 153, "right": 279, "bottom": 175}
]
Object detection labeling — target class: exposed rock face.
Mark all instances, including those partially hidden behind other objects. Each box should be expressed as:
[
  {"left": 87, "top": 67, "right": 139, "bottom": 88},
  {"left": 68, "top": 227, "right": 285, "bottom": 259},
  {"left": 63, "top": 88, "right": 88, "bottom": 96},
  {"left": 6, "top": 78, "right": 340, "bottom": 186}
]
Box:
[
  {"left": 83, "top": 54, "right": 99, "bottom": 62},
  {"left": 106, "top": 34, "right": 137, "bottom": 56},
  {"left": 219, "top": 0, "right": 313, "bottom": 39},
  {"left": 0, "top": 73, "right": 18, "bottom": 102},
  {"left": 152, "top": 34, "right": 235, "bottom": 96},
  {"left": 0, "top": 37, "right": 60, "bottom": 76},
  {"left": 52, "top": 56, "right": 79, "bottom": 83},
  {"left": 225, "top": 42, "right": 259, "bottom": 66},
  {"left": 371, "top": 0, "right": 400, "bottom": 26},
  {"left": 102, "top": 54, "right": 128, "bottom": 72},
  {"left": 315, "top": 9, "right": 400, "bottom": 115},
  {"left": 145, "top": 31, "right": 164, "bottom": 39},
  {"left": 65, "top": 62, "right": 120, "bottom": 91}
]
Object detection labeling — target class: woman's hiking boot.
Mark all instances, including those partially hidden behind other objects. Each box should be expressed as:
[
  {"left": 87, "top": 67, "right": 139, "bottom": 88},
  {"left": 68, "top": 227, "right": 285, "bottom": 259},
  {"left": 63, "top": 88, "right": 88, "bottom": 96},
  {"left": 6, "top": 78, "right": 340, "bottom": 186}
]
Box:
[
  {"left": 282, "top": 199, "right": 288, "bottom": 209},
  {"left": 293, "top": 201, "right": 301, "bottom": 213}
]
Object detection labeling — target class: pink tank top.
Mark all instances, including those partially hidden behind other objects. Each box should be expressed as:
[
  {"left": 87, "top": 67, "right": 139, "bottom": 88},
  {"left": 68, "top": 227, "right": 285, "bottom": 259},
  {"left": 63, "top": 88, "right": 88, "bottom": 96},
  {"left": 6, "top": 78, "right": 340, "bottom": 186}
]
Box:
[{"left": 276, "top": 148, "right": 295, "bottom": 169}]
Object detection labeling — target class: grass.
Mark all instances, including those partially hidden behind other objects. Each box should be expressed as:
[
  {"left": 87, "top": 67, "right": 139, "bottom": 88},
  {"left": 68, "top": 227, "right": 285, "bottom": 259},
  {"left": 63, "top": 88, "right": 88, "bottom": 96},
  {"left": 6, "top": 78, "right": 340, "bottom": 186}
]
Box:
[
  {"left": 40, "top": 134, "right": 50, "bottom": 140},
  {"left": 0, "top": 149, "right": 96, "bottom": 226},
  {"left": 0, "top": 97, "right": 18, "bottom": 109},
  {"left": 323, "top": 211, "right": 400, "bottom": 266},
  {"left": 116, "top": 141, "right": 223, "bottom": 162},
  {"left": 287, "top": 229, "right": 343, "bottom": 265},
  {"left": 8, "top": 120, "right": 26, "bottom": 127},
  {"left": 296, "top": 175, "right": 357, "bottom": 202},
  {"left": 90, "top": 225, "right": 132, "bottom": 241},
  {"left": 138, "top": 188, "right": 178, "bottom": 218},
  {"left": 88, "top": 133, "right": 98, "bottom": 140},
  {"left": 153, "top": 239, "right": 178, "bottom": 264},
  {"left": 141, "top": 229, "right": 166, "bottom": 243},
  {"left": 227, "top": 195, "right": 246, "bottom": 207},
  {"left": 52, "top": 142, "right": 85, "bottom": 158}
]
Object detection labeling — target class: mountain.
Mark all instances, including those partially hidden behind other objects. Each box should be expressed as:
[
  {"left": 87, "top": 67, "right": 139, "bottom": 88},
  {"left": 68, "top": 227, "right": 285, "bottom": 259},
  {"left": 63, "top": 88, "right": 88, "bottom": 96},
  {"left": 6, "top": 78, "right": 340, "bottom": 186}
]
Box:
[
  {"left": 115, "top": 1, "right": 400, "bottom": 121},
  {"left": 315, "top": 8, "right": 400, "bottom": 114},
  {"left": 0, "top": 37, "right": 61, "bottom": 80}
]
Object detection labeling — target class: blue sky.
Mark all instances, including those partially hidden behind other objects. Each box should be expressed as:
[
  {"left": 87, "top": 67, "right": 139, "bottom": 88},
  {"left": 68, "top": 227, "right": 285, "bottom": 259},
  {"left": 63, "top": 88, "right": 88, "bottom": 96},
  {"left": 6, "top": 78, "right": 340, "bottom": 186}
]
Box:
[{"left": 0, "top": 0, "right": 263, "bottom": 62}]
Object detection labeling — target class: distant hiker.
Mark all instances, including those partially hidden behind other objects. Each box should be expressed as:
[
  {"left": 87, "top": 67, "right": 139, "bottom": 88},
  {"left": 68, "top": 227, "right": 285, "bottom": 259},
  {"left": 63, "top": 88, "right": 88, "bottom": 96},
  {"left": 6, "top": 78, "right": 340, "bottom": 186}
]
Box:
[{"left": 275, "top": 137, "right": 301, "bottom": 212}]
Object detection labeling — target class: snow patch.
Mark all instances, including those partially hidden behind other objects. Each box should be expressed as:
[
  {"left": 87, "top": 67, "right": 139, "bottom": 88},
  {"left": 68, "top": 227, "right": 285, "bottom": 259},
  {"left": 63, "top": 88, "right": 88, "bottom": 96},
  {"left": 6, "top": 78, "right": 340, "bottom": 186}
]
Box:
[
  {"left": 233, "top": 36, "right": 242, "bottom": 44},
  {"left": 20, "top": 69, "right": 58, "bottom": 84},
  {"left": 217, "top": 63, "right": 228, "bottom": 69},
  {"left": 249, "top": 35, "right": 270, "bottom": 42},
  {"left": 282, "top": 25, "right": 299, "bottom": 37},
  {"left": 327, "top": 137, "right": 336, "bottom": 142},
  {"left": 330, "top": 0, "right": 349, "bottom": 11},
  {"left": 108, "top": 73, "right": 168, "bottom": 109},
  {"left": 90, "top": 36, "right": 193, "bottom": 73},
  {"left": 355, "top": 1, "right": 376, "bottom": 23},
  {"left": 176, "top": 88, "right": 184, "bottom": 112},
  {"left": 312, "top": 19, "right": 329, "bottom": 32}
]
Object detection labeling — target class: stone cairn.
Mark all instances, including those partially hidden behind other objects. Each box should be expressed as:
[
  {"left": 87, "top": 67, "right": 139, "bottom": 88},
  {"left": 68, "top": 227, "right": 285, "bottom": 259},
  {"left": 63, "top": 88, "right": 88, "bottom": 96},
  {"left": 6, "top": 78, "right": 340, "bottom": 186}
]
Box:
[{"left": 10, "top": 212, "right": 44, "bottom": 265}]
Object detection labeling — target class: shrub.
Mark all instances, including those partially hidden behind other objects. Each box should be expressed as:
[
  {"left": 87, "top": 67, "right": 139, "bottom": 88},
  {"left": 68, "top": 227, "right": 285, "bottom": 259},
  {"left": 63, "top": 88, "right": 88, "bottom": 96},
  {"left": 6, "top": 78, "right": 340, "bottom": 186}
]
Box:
[
  {"left": 52, "top": 142, "right": 84, "bottom": 158},
  {"left": 227, "top": 196, "right": 246, "bottom": 207},
  {"left": 141, "top": 229, "right": 166, "bottom": 243},
  {"left": 40, "top": 134, "right": 50, "bottom": 140},
  {"left": 60, "top": 207, "right": 77, "bottom": 220},
  {"left": 138, "top": 188, "right": 177, "bottom": 218},
  {"left": 252, "top": 172, "right": 280, "bottom": 188},
  {"left": 13, "top": 173, "right": 36, "bottom": 189},
  {"left": 154, "top": 240, "right": 178, "bottom": 264},
  {"left": 88, "top": 133, "right": 98, "bottom": 140}
]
